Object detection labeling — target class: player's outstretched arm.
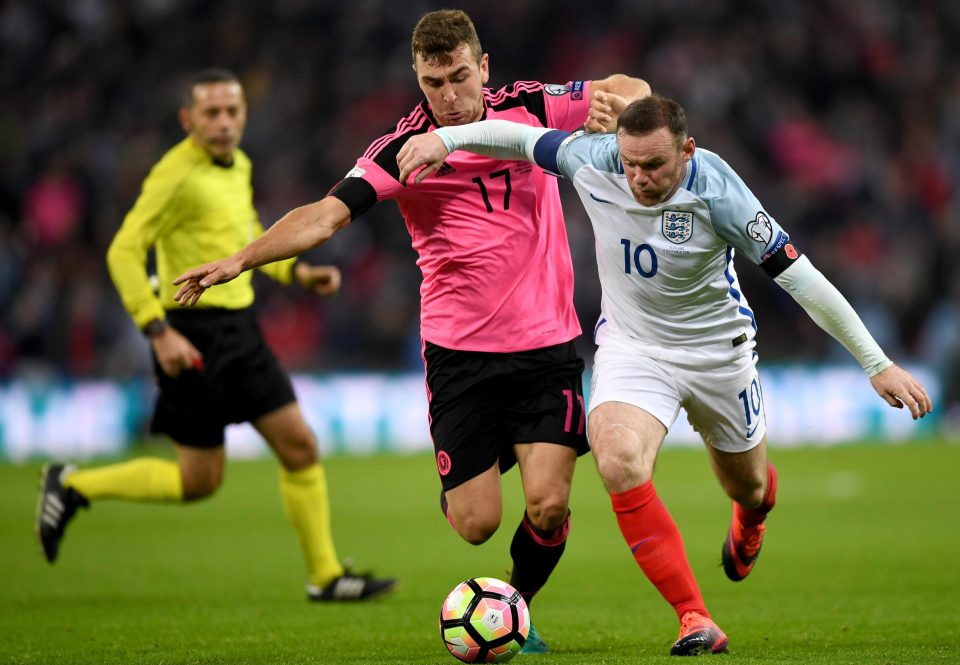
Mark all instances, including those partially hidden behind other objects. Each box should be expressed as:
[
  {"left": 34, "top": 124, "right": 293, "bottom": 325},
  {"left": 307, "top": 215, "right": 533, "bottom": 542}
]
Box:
[
  {"left": 869, "top": 364, "right": 933, "bottom": 420},
  {"left": 773, "top": 254, "right": 933, "bottom": 419},
  {"left": 398, "top": 121, "right": 553, "bottom": 185},
  {"left": 173, "top": 197, "right": 352, "bottom": 306}
]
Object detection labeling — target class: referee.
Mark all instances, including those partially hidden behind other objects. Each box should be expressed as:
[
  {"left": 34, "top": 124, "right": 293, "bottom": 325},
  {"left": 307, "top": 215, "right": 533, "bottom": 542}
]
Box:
[{"left": 35, "top": 68, "right": 395, "bottom": 602}]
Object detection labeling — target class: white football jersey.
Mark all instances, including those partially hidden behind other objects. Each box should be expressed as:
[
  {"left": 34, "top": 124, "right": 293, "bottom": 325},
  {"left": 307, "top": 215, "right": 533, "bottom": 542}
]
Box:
[{"left": 554, "top": 132, "right": 791, "bottom": 366}]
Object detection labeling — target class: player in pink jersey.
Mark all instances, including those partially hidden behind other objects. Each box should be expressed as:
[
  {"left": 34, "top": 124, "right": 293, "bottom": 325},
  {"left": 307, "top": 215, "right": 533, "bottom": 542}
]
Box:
[{"left": 174, "top": 10, "right": 648, "bottom": 651}]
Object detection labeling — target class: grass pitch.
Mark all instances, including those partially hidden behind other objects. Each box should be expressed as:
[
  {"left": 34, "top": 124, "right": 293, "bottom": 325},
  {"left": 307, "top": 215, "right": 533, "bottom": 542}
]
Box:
[{"left": 1, "top": 442, "right": 958, "bottom": 664}]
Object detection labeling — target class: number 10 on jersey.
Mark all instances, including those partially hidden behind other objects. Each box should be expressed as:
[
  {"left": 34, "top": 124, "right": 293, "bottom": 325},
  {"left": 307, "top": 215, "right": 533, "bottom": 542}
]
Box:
[{"left": 621, "top": 239, "right": 658, "bottom": 278}]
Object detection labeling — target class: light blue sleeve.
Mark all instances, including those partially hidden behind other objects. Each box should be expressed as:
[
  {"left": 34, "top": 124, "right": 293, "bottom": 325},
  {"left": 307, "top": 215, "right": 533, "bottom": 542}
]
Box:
[
  {"left": 693, "top": 149, "right": 791, "bottom": 265},
  {"left": 553, "top": 132, "right": 621, "bottom": 180}
]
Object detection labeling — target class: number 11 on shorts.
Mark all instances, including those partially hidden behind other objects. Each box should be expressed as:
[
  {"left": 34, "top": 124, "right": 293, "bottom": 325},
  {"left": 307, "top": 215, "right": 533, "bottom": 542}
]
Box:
[{"left": 562, "top": 389, "right": 585, "bottom": 434}]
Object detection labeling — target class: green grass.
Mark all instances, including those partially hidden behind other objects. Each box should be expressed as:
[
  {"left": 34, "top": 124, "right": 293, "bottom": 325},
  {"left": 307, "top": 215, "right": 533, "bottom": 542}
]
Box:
[{"left": 1, "top": 442, "right": 959, "bottom": 664}]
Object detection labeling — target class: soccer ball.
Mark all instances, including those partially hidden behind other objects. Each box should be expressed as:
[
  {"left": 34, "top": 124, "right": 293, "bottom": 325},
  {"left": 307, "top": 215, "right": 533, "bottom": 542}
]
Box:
[{"left": 439, "top": 577, "right": 530, "bottom": 663}]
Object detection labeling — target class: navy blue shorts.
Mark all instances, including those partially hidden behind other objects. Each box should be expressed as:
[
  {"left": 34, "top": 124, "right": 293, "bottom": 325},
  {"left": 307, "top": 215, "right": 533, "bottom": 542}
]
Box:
[
  {"left": 150, "top": 308, "right": 296, "bottom": 447},
  {"left": 424, "top": 340, "right": 589, "bottom": 491}
]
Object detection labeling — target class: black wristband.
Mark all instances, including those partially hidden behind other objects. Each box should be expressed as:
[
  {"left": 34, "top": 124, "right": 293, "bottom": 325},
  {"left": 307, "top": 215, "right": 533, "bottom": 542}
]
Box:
[{"left": 143, "top": 318, "right": 167, "bottom": 338}]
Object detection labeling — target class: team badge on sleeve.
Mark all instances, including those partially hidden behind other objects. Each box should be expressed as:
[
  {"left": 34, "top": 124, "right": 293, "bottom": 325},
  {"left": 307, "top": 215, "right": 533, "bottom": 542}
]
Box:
[
  {"left": 746, "top": 211, "right": 773, "bottom": 244},
  {"left": 662, "top": 210, "right": 694, "bottom": 244}
]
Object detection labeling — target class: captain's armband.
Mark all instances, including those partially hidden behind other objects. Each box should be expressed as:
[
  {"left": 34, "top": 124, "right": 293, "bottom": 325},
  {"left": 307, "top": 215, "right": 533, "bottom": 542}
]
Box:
[{"left": 760, "top": 240, "right": 802, "bottom": 279}]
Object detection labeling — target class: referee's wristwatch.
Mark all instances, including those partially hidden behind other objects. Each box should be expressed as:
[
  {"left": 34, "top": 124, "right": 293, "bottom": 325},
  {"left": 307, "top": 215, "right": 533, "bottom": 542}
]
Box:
[{"left": 143, "top": 318, "right": 168, "bottom": 338}]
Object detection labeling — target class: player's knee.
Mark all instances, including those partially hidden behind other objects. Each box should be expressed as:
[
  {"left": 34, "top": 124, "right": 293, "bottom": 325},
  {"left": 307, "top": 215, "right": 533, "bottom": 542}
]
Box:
[
  {"left": 275, "top": 432, "right": 318, "bottom": 471},
  {"left": 525, "top": 495, "right": 569, "bottom": 531},
  {"left": 593, "top": 449, "right": 621, "bottom": 484},
  {"left": 729, "top": 475, "right": 766, "bottom": 508},
  {"left": 456, "top": 513, "right": 500, "bottom": 545},
  {"left": 593, "top": 441, "right": 650, "bottom": 492},
  {"left": 181, "top": 467, "right": 223, "bottom": 501}
]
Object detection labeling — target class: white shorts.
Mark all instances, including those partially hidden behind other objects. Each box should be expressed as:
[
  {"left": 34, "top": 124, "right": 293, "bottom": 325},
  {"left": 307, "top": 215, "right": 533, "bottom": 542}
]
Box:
[{"left": 589, "top": 343, "right": 767, "bottom": 453}]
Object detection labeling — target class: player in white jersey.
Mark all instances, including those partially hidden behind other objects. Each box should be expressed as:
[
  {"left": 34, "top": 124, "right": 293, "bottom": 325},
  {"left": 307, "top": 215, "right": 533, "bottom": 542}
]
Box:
[{"left": 396, "top": 94, "right": 933, "bottom": 656}]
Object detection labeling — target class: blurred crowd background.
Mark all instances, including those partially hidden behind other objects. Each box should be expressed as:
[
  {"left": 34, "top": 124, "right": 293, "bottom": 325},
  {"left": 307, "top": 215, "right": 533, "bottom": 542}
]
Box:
[{"left": 1, "top": 0, "right": 958, "bottom": 416}]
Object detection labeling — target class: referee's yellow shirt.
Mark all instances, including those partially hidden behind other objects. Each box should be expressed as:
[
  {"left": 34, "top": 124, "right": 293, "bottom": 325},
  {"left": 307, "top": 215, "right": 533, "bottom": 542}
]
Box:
[{"left": 107, "top": 137, "right": 296, "bottom": 329}]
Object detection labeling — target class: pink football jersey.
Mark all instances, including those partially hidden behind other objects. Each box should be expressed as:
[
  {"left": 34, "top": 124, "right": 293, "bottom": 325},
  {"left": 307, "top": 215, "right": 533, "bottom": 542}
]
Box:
[{"left": 349, "top": 81, "right": 590, "bottom": 352}]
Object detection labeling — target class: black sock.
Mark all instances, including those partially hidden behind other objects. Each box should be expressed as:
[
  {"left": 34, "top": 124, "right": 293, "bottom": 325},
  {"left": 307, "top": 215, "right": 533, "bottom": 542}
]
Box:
[{"left": 509, "top": 510, "right": 570, "bottom": 607}]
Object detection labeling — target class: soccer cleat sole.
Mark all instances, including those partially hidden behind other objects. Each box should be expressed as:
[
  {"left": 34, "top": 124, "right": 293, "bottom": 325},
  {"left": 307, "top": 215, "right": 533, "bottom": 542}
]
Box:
[{"left": 670, "top": 628, "right": 729, "bottom": 656}]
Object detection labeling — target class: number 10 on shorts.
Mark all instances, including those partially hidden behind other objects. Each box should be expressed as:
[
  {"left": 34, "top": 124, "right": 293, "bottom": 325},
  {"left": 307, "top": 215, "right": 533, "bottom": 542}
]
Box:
[{"left": 738, "top": 378, "right": 763, "bottom": 438}]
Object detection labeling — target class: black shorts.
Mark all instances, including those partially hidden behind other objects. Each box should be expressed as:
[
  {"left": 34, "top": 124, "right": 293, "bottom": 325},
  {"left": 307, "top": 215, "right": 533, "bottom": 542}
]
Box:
[
  {"left": 150, "top": 308, "right": 296, "bottom": 448},
  {"left": 424, "top": 339, "right": 589, "bottom": 491}
]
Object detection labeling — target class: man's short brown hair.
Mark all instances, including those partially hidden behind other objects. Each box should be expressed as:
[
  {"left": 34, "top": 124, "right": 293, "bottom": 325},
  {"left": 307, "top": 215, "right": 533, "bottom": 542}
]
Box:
[
  {"left": 617, "top": 95, "right": 688, "bottom": 148},
  {"left": 411, "top": 9, "right": 483, "bottom": 66}
]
